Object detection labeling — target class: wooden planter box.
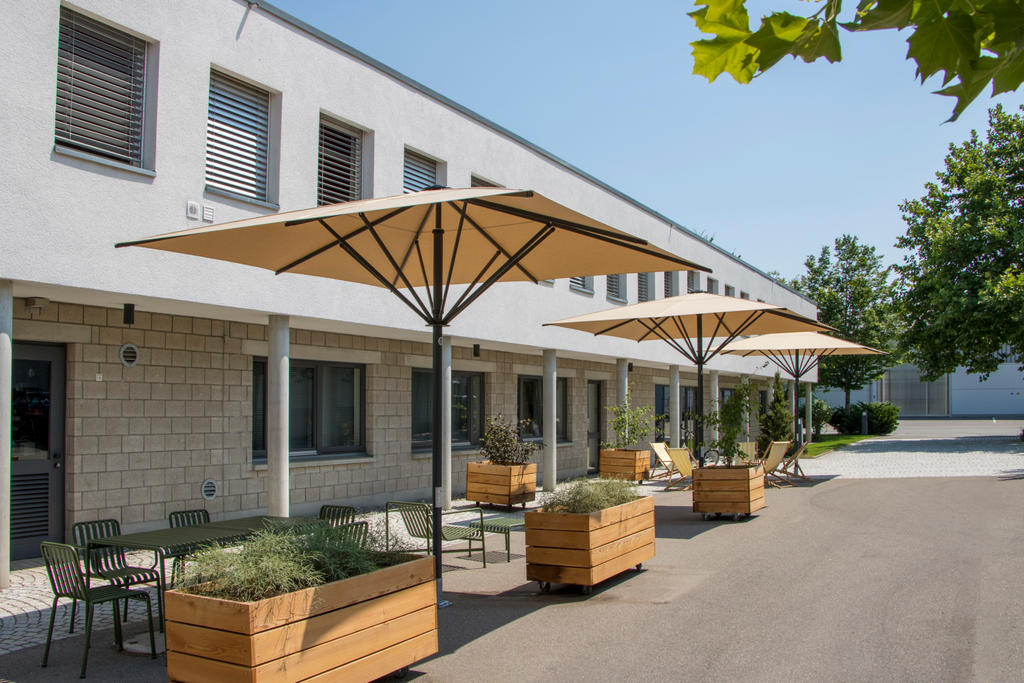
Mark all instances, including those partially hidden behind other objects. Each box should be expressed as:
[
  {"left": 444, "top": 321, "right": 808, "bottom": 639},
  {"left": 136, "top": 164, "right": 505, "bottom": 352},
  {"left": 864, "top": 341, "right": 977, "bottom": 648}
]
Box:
[
  {"left": 165, "top": 555, "right": 437, "bottom": 683},
  {"left": 692, "top": 464, "right": 766, "bottom": 520},
  {"left": 466, "top": 461, "right": 537, "bottom": 509},
  {"left": 599, "top": 448, "right": 649, "bottom": 482},
  {"left": 525, "top": 496, "right": 655, "bottom": 591}
]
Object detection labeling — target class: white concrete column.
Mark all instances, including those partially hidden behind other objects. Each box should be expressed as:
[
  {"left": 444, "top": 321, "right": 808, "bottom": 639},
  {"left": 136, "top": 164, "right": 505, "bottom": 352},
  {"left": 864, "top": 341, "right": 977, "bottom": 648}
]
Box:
[
  {"left": 267, "top": 315, "right": 290, "bottom": 517},
  {"left": 741, "top": 374, "right": 751, "bottom": 440},
  {"left": 616, "top": 358, "right": 628, "bottom": 405},
  {"left": 789, "top": 380, "right": 798, "bottom": 441},
  {"left": 441, "top": 336, "right": 452, "bottom": 509},
  {"left": 0, "top": 280, "right": 12, "bottom": 589},
  {"left": 668, "top": 365, "right": 680, "bottom": 448},
  {"left": 708, "top": 370, "right": 720, "bottom": 443},
  {"left": 805, "top": 382, "right": 813, "bottom": 444},
  {"left": 542, "top": 350, "right": 557, "bottom": 491}
]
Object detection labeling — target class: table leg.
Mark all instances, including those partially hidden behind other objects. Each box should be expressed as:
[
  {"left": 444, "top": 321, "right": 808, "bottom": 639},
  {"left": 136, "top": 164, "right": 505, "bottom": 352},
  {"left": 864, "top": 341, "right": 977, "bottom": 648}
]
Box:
[
  {"left": 156, "top": 551, "right": 166, "bottom": 632},
  {"left": 505, "top": 530, "right": 511, "bottom": 562}
]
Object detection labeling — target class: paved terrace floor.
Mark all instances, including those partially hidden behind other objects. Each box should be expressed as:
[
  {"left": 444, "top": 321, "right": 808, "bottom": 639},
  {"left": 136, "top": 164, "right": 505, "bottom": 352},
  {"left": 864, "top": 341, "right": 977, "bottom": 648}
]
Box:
[{"left": 1, "top": 421, "right": 1022, "bottom": 681}]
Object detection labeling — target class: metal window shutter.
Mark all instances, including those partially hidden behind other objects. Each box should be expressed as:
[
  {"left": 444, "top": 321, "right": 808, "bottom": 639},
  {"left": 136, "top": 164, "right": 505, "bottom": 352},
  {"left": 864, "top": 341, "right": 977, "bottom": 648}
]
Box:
[
  {"left": 55, "top": 9, "right": 146, "bottom": 166},
  {"left": 687, "top": 271, "right": 700, "bottom": 293},
  {"left": 664, "top": 272, "right": 676, "bottom": 297},
  {"left": 12, "top": 474, "right": 50, "bottom": 540},
  {"left": 318, "top": 120, "right": 361, "bottom": 205},
  {"left": 471, "top": 175, "right": 498, "bottom": 187},
  {"left": 206, "top": 72, "right": 270, "bottom": 200},
  {"left": 404, "top": 150, "right": 437, "bottom": 192},
  {"left": 638, "top": 273, "right": 650, "bottom": 302},
  {"left": 608, "top": 274, "right": 623, "bottom": 300},
  {"left": 570, "top": 276, "right": 588, "bottom": 290}
]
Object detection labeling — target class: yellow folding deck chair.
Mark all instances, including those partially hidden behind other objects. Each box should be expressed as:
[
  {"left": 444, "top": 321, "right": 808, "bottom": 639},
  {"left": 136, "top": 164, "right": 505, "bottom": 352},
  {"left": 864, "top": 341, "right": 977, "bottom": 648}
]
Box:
[
  {"left": 648, "top": 442, "right": 678, "bottom": 480},
  {"left": 737, "top": 441, "right": 760, "bottom": 463},
  {"left": 664, "top": 446, "right": 695, "bottom": 491},
  {"left": 778, "top": 443, "right": 809, "bottom": 483},
  {"left": 760, "top": 441, "right": 792, "bottom": 488}
]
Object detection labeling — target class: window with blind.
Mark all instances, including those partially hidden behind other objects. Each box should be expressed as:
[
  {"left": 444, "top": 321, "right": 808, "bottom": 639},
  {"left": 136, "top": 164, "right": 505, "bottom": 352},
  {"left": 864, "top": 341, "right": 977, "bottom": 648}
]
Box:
[
  {"left": 252, "top": 358, "right": 364, "bottom": 461},
  {"left": 637, "top": 273, "right": 652, "bottom": 302},
  {"left": 687, "top": 271, "right": 701, "bottom": 293},
  {"left": 740, "top": 291, "right": 750, "bottom": 300},
  {"left": 724, "top": 284, "right": 735, "bottom": 297},
  {"left": 205, "top": 71, "right": 270, "bottom": 201},
  {"left": 706, "top": 277, "right": 720, "bottom": 294},
  {"left": 404, "top": 150, "right": 438, "bottom": 192},
  {"left": 470, "top": 175, "right": 500, "bottom": 187},
  {"left": 607, "top": 274, "right": 625, "bottom": 302},
  {"left": 570, "top": 276, "right": 594, "bottom": 293},
  {"left": 54, "top": 8, "right": 147, "bottom": 167},
  {"left": 664, "top": 272, "right": 678, "bottom": 297},
  {"left": 317, "top": 118, "right": 361, "bottom": 205}
]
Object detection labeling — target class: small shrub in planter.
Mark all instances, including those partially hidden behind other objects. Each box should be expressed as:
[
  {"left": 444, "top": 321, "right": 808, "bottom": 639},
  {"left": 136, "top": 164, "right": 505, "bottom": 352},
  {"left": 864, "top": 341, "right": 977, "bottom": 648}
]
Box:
[
  {"left": 165, "top": 523, "right": 436, "bottom": 682},
  {"left": 467, "top": 415, "right": 537, "bottom": 508},
  {"left": 600, "top": 387, "right": 658, "bottom": 481},
  {"left": 526, "top": 478, "right": 654, "bottom": 593}
]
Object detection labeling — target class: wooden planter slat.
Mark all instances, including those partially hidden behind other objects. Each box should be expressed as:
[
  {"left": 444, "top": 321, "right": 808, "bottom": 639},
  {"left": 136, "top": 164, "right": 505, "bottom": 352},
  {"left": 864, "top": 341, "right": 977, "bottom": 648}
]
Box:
[
  {"left": 302, "top": 631, "right": 439, "bottom": 683},
  {"left": 692, "top": 465, "right": 766, "bottom": 516},
  {"left": 165, "top": 556, "right": 436, "bottom": 682},
  {"left": 598, "top": 449, "right": 648, "bottom": 482},
  {"left": 524, "top": 510, "right": 654, "bottom": 550},
  {"left": 524, "top": 496, "right": 651, "bottom": 532},
  {"left": 525, "top": 496, "right": 655, "bottom": 589},
  {"left": 467, "top": 462, "right": 536, "bottom": 508}
]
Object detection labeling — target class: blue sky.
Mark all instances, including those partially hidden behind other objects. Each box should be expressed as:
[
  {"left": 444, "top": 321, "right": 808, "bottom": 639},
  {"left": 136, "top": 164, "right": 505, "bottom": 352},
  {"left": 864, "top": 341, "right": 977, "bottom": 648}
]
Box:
[{"left": 271, "top": 0, "right": 1024, "bottom": 280}]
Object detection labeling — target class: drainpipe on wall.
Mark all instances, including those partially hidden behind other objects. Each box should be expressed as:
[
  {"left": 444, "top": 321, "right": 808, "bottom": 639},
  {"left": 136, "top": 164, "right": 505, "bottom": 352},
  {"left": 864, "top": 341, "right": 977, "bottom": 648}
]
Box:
[
  {"left": 543, "top": 350, "right": 557, "bottom": 491},
  {"left": 267, "top": 315, "right": 290, "bottom": 517},
  {"left": 0, "top": 279, "right": 12, "bottom": 589}
]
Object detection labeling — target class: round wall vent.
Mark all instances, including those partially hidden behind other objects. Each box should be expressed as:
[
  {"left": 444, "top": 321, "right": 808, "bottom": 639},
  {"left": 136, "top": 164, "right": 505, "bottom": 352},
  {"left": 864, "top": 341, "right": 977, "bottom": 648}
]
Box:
[
  {"left": 201, "top": 479, "right": 218, "bottom": 500},
  {"left": 119, "top": 343, "right": 140, "bottom": 367}
]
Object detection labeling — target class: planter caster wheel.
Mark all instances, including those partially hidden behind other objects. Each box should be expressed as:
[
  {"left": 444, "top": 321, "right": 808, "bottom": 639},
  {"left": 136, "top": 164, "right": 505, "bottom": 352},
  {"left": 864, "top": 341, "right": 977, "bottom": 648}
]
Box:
[
  {"left": 732, "top": 513, "right": 743, "bottom": 521},
  {"left": 702, "top": 513, "right": 712, "bottom": 521},
  {"left": 391, "top": 667, "right": 409, "bottom": 679},
  {"left": 539, "top": 581, "right": 550, "bottom": 593},
  {"left": 635, "top": 563, "right": 643, "bottom": 571},
  {"left": 581, "top": 585, "right": 593, "bottom": 595}
]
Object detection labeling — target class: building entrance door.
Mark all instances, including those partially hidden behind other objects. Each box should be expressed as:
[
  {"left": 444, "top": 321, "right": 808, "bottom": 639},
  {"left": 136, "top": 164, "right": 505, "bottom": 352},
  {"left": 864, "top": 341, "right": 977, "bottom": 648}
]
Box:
[
  {"left": 587, "top": 380, "right": 602, "bottom": 471},
  {"left": 11, "top": 343, "right": 65, "bottom": 559}
]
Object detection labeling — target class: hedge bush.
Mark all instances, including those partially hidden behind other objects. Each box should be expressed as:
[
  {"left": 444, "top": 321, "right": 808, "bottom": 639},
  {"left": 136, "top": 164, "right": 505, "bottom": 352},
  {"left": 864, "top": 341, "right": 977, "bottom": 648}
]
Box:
[{"left": 828, "top": 401, "right": 900, "bottom": 435}]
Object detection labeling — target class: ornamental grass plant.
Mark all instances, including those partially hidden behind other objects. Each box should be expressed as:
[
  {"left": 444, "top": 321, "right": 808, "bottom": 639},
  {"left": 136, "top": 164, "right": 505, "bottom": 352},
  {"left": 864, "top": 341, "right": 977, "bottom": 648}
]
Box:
[
  {"left": 542, "top": 477, "right": 640, "bottom": 514},
  {"left": 179, "top": 519, "right": 411, "bottom": 602}
]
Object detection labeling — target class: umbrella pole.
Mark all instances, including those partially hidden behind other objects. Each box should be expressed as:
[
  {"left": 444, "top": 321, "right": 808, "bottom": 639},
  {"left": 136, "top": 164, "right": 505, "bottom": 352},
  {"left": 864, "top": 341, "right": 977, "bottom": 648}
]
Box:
[
  {"left": 695, "top": 315, "right": 706, "bottom": 467},
  {"left": 431, "top": 211, "right": 446, "bottom": 605}
]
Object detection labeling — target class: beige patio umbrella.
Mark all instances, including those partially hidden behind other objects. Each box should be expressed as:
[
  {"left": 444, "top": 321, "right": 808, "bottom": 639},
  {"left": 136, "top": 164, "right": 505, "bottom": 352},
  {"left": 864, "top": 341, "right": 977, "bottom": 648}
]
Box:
[
  {"left": 116, "top": 186, "right": 708, "bottom": 592},
  {"left": 721, "top": 331, "right": 886, "bottom": 441},
  {"left": 545, "top": 293, "right": 831, "bottom": 464}
]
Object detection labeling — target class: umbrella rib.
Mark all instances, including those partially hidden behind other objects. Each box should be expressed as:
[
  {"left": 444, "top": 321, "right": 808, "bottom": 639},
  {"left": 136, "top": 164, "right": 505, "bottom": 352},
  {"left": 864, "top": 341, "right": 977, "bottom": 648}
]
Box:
[
  {"left": 444, "top": 249, "right": 503, "bottom": 321},
  {"left": 440, "top": 202, "right": 469, "bottom": 313},
  {"left": 392, "top": 204, "right": 434, "bottom": 289},
  {"left": 668, "top": 316, "right": 701, "bottom": 361},
  {"left": 592, "top": 318, "right": 636, "bottom": 337},
  {"left": 412, "top": 237, "right": 435, "bottom": 314},
  {"left": 705, "top": 310, "right": 763, "bottom": 364},
  {"left": 283, "top": 205, "right": 410, "bottom": 230},
  {"left": 642, "top": 319, "right": 697, "bottom": 363},
  {"left": 443, "top": 225, "right": 555, "bottom": 324},
  {"left": 275, "top": 240, "right": 339, "bottom": 275},
  {"left": 452, "top": 202, "right": 539, "bottom": 284},
  {"left": 316, "top": 219, "right": 431, "bottom": 323},
  {"left": 359, "top": 213, "right": 432, "bottom": 318}
]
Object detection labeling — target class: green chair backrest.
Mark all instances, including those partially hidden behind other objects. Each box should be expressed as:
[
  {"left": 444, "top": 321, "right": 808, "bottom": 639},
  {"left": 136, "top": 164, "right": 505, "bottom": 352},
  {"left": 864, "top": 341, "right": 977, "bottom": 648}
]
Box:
[
  {"left": 388, "top": 501, "right": 431, "bottom": 540},
  {"left": 335, "top": 520, "right": 369, "bottom": 548},
  {"left": 71, "top": 519, "right": 128, "bottom": 575},
  {"left": 168, "top": 509, "right": 210, "bottom": 528},
  {"left": 41, "top": 541, "right": 89, "bottom": 601},
  {"left": 319, "top": 504, "right": 357, "bottom": 528}
]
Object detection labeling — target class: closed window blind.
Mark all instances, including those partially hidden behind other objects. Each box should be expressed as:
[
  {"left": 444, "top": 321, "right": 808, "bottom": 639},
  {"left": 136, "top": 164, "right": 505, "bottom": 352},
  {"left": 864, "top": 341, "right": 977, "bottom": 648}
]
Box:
[
  {"left": 725, "top": 284, "right": 735, "bottom": 297},
  {"left": 687, "top": 271, "right": 700, "bottom": 293},
  {"left": 570, "top": 276, "right": 592, "bottom": 291},
  {"left": 664, "top": 272, "right": 677, "bottom": 297},
  {"left": 205, "top": 72, "right": 270, "bottom": 201},
  {"left": 404, "top": 150, "right": 437, "bottom": 192},
  {"left": 471, "top": 175, "right": 499, "bottom": 187},
  {"left": 638, "top": 273, "right": 651, "bottom": 302},
  {"left": 607, "top": 274, "right": 624, "bottom": 301},
  {"left": 55, "top": 8, "right": 146, "bottom": 166},
  {"left": 707, "top": 277, "right": 720, "bottom": 294},
  {"left": 318, "top": 119, "right": 361, "bottom": 205}
]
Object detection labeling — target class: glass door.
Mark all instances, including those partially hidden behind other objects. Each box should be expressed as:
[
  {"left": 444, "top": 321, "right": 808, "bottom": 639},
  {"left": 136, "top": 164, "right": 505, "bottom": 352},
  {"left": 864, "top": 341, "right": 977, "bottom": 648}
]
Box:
[
  {"left": 586, "top": 380, "right": 602, "bottom": 471},
  {"left": 11, "top": 343, "right": 65, "bottom": 559}
]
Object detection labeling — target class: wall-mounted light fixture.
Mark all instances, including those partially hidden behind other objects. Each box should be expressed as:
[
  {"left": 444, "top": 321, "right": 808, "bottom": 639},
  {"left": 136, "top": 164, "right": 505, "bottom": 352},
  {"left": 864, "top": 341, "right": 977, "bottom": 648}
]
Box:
[
  {"left": 26, "top": 297, "right": 50, "bottom": 316},
  {"left": 628, "top": 362, "right": 634, "bottom": 372},
  {"left": 473, "top": 343, "right": 480, "bottom": 358},
  {"left": 122, "top": 303, "right": 135, "bottom": 325}
]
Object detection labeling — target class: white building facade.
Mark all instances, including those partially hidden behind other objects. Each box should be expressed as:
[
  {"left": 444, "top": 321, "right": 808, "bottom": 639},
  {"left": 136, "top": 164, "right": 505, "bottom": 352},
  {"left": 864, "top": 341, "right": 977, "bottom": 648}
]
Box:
[{"left": 0, "top": 0, "right": 817, "bottom": 568}]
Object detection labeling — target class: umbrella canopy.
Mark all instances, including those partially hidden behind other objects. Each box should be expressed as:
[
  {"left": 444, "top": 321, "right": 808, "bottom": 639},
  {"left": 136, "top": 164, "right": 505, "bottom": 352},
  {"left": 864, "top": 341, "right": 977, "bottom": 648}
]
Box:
[
  {"left": 721, "top": 331, "right": 886, "bottom": 441},
  {"left": 546, "top": 293, "right": 831, "bottom": 464},
  {"left": 117, "top": 186, "right": 707, "bottom": 595}
]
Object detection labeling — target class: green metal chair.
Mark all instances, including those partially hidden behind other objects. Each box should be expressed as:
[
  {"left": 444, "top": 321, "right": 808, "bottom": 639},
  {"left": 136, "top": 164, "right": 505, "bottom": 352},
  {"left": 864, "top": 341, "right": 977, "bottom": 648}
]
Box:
[
  {"left": 385, "top": 501, "right": 487, "bottom": 567},
  {"left": 319, "top": 504, "right": 357, "bottom": 528},
  {"left": 41, "top": 542, "right": 155, "bottom": 679},
  {"left": 335, "top": 520, "right": 369, "bottom": 548},
  {"left": 70, "top": 519, "right": 161, "bottom": 629},
  {"left": 167, "top": 509, "right": 210, "bottom": 586}
]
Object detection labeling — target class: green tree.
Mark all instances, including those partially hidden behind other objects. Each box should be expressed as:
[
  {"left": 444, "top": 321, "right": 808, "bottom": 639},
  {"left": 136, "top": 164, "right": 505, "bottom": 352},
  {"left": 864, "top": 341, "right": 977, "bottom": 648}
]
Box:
[
  {"left": 758, "top": 373, "right": 793, "bottom": 453},
  {"left": 895, "top": 104, "right": 1024, "bottom": 380},
  {"left": 689, "top": 0, "right": 1024, "bottom": 121},
  {"left": 793, "top": 235, "right": 896, "bottom": 407}
]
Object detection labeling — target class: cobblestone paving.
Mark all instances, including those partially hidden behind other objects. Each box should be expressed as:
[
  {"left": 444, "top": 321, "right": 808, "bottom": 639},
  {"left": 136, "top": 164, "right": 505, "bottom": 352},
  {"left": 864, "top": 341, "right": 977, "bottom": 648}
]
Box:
[{"left": 801, "top": 435, "right": 1024, "bottom": 479}]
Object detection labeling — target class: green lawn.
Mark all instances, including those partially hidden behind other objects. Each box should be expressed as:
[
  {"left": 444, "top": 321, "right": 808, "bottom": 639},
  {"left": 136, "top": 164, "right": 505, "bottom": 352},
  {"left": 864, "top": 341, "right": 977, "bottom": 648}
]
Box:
[{"left": 803, "top": 434, "right": 875, "bottom": 458}]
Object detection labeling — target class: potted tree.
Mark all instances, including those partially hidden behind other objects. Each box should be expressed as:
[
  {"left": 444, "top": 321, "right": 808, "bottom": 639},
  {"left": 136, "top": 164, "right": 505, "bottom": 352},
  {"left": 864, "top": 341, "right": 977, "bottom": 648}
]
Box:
[
  {"left": 599, "top": 387, "right": 657, "bottom": 482},
  {"left": 164, "top": 524, "right": 436, "bottom": 682},
  {"left": 467, "top": 415, "right": 537, "bottom": 509},
  {"left": 525, "top": 478, "right": 655, "bottom": 594},
  {"left": 693, "top": 382, "right": 766, "bottom": 521}
]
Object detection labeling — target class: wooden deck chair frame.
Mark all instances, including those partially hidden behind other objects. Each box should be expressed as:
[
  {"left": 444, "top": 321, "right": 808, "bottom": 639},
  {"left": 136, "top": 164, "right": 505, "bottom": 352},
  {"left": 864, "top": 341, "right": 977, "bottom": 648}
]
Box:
[
  {"left": 778, "top": 444, "right": 810, "bottom": 483},
  {"left": 648, "top": 442, "right": 678, "bottom": 480},
  {"left": 760, "top": 441, "right": 792, "bottom": 488},
  {"left": 664, "top": 446, "right": 695, "bottom": 491}
]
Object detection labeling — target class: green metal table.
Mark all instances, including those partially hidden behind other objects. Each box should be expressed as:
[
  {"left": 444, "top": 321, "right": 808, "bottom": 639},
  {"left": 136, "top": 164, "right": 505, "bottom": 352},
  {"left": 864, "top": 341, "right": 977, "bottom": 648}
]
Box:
[{"left": 469, "top": 517, "right": 525, "bottom": 562}]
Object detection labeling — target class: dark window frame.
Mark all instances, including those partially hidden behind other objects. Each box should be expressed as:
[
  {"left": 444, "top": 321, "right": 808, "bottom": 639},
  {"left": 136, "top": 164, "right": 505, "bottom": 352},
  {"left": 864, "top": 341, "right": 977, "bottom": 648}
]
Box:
[
  {"left": 517, "top": 375, "right": 569, "bottom": 442},
  {"left": 410, "top": 368, "right": 486, "bottom": 452},
  {"left": 251, "top": 357, "right": 366, "bottom": 463}
]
